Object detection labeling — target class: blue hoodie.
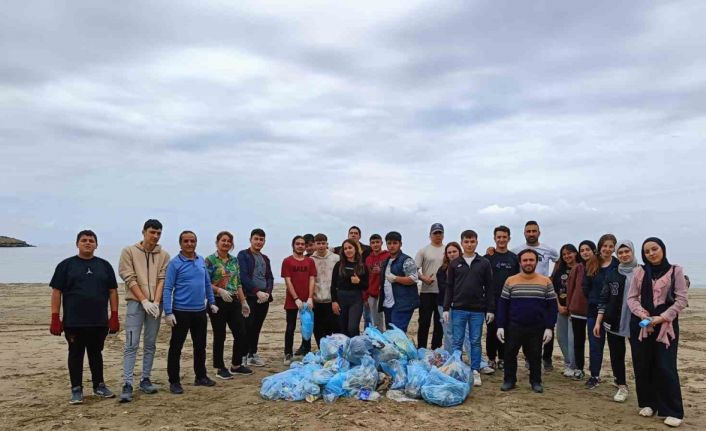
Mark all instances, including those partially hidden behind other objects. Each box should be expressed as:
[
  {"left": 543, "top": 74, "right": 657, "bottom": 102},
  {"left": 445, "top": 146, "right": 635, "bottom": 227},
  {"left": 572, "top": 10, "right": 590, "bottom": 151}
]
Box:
[{"left": 163, "top": 253, "right": 216, "bottom": 315}]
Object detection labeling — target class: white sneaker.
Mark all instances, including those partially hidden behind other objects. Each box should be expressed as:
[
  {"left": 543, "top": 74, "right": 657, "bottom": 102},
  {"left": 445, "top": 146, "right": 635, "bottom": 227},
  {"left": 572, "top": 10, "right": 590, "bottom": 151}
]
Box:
[
  {"left": 480, "top": 366, "right": 495, "bottom": 375},
  {"left": 248, "top": 353, "right": 266, "bottom": 367},
  {"left": 613, "top": 387, "right": 628, "bottom": 402},
  {"left": 664, "top": 417, "right": 683, "bottom": 427},
  {"left": 563, "top": 367, "right": 575, "bottom": 377},
  {"left": 639, "top": 407, "right": 655, "bottom": 417},
  {"left": 473, "top": 370, "right": 482, "bottom": 387}
]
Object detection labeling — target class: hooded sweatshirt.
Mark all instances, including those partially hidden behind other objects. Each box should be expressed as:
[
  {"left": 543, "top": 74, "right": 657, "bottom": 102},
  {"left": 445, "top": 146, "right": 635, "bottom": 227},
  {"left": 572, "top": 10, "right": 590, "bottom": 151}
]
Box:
[
  {"left": 311, "top": 250, "right": 339, "bottom": 303},
  {"left": 119, "top": 242, "right": 170, "bottom": 302}
]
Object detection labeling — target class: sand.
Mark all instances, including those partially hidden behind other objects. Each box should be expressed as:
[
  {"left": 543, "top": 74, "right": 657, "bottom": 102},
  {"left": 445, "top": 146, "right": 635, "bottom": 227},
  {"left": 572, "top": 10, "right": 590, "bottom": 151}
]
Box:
[{"left": 0, "top": 283, "right": 704, "bottom": 431}]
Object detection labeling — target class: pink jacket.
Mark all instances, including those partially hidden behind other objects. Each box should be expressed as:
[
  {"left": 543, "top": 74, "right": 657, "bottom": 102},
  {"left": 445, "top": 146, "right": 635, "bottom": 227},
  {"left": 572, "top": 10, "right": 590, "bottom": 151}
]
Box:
[{"left": 627, "top": 265, "right": 688, "bottom": 347}]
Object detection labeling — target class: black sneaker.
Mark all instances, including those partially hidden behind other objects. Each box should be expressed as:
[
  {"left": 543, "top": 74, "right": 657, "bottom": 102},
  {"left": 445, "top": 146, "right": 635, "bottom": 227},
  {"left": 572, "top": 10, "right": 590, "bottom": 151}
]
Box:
[
  {"left": 500, "top": 381, "right": 516, "bottom": 392},
  {"left": 532, "top": 383, "right": 544, "bottom": 393},
  {"left": 194, "top": 376, "right": 216, "bottom": 387},
  {"left": 543, "top": 360, "right": 554, "bottom": 371},
  {"left": 139, "top": 378, "right": 158, "bottom": 394},
  {"left": 93, "top": 383, "right": 115, "bottom": 398},
  {"left": 216, "top": 368, "right": 233, "bottom": 380},
  {"left": 170, "top": 382, "right": 184, "bottom": 394},
  {"left": 230, "top": 365, "right": 254, "bottom": 376},
  {"left": 69, "top": 386, "right": 83, "bottom": 405},
  {"left": 294, "top": 346, "right": 305, "bottom": 356},
  {"left": 119, "top": 383, "right": 133, "bottom": 403},
  {"left": 585, "top": 376, "right": 600, "bottom": 389}
]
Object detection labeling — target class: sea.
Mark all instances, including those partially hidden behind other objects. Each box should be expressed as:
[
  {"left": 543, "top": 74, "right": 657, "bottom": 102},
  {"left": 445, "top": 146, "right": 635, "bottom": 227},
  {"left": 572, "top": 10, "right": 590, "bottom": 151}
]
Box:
[{"left": 1, "top": 244, "right": 704, "bottom": 287}]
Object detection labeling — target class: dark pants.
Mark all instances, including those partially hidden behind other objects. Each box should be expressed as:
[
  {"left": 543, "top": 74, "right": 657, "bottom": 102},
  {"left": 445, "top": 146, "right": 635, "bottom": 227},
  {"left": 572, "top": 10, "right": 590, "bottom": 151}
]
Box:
[
  {"left": 209, "top": 298, "right": 247, "bottom": 369},
  {"left": 630, "top": 318, "right": 683, "bottom": 419},
  {"left": 384, "top": 307, "right": 415, "bottom": 333},
  {"left": 504, "top": 323, "right": 543, "bottom": 385},
  {"left": 571, "top": 317, "right": 587, "bottom": 371},
  {"left": 486, "top": 320, "right": 504, "bottom": 361},
  {"left": 245, "top": 297, "right": 269, "bottom": 355},
  {"left": 314, "top": 302, "right": 338, "bottom": 347},
  {"left": 418, "top": 293, "right": 443, "bottom": 349},
  {"left": 607, "top": 332, "right": 626, "bottom": 385},
  {"left": 167, "top": 310, "right": 208, "bottom": 384},
  {"left": 587, "top": 316, "right": 606, "bottom": 377},
  {"left": 284, "top": 309, "right": 311, "bottom": 355},
  {"left": 65, "top": 326, "right": 108, "bottom": 389},
  {"left": 338, "top": 289, "right": 364, "bottom": 337}
]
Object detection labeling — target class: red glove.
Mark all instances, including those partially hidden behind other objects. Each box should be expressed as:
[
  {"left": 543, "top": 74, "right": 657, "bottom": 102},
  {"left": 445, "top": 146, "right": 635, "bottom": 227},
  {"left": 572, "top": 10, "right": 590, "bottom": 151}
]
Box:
[
  {"left": 108, "top": 311, "right": 120, "bottom": 334},
  {"left": 50, "top": 312, "right": 63, "bottom": 336}
]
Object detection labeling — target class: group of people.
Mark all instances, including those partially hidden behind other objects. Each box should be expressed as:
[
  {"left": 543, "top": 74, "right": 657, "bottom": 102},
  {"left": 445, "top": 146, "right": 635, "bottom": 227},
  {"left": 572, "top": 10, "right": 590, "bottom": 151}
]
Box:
[{"left": 49, "top": 219, "right": 689, "bottom": 427}]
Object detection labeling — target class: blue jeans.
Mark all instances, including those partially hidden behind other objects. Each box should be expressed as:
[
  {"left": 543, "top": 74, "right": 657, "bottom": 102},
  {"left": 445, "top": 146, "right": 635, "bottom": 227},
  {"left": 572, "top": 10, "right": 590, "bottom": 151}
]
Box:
[
  {"left": 587, "top": 315, "right": 606, "bottom": 377},
  {"left": 362, "top": 301, "right": 372, "bottom": 328},
  {"left": 384, "top": 308, "right": 415, "bottom": 333},
  {"left": 556, "top": 313, "right": 576, "bottom": 369},
  {"left": 451, "top": 310, "right": 485, "bottom": 371},
  {"left": 123, "top": 300, "right": 161, "bottom": 384}
]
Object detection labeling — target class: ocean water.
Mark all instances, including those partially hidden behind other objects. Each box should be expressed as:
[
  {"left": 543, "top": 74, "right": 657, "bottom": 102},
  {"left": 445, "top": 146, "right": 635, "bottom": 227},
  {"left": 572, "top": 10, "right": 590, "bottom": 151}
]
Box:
[{"left": 1, "top": 244, "right": 705, "bottom": 287}]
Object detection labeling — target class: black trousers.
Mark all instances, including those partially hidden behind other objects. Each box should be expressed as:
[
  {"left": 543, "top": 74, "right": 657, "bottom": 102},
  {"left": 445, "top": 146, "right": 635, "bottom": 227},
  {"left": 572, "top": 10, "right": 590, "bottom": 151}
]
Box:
[
  {"left": 167, "top": 310, "right": 208, "bottom": 384},
  {"left": 418, "top": 293, "right": 443, "bottom": 349},
  {"left": 245, "top": 297, "right": 269, "bottom": 355},
  {"left": 571, "top": 317, "right": 587, "bottom": 371},
  {"left": 504, "top": 323, "right": 543, "bottom": 385},
  {"left": 486, "top": 320, "right": 504, "bottom": 361},
  {"left": 209, "top": 298, "right": 247, "bottom": 369},
  {"left": 630, "top": 318, "right": 683, "bottom": 419},
  {"left": 337, "top": 289, "right": 364, "bottom": 337},
  {"left": 607, "top": 332, "right": 626, "bottom": 385},
  {"left": 284, "top": 309, "right": 311, "bottom": 355},
  {"left": 314, "top": 302, "right": 338, "bottom": 348},
  {"left": 65, "top": 326, "right": 108, "bottom": 389}
]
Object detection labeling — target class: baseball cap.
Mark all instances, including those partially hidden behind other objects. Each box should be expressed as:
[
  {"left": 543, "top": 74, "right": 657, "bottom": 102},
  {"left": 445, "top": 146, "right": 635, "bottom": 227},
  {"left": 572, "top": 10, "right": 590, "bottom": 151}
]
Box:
[{"left": 430, "top": 223, "right": 444, "bottom": 234}]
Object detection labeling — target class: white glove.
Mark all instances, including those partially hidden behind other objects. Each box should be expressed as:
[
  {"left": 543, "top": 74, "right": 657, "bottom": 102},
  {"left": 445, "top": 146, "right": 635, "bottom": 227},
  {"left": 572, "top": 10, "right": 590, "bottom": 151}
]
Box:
[
  {"left": 496, "top": 328, "right": 505, "bottom": 343},
  {"left": 306, "top": 298, "right": 314, "bottom": 310},
  {"left": 485, "top": 313, "right": 495, "bottom": 324},
  {"left": 443, "top": 311, "right": 449, "bottom": 323},
  {"left": 218, "top": 288, "right": 233, "bottom": 303},
  {"left": 210, "top": 304, "right": 219, "bottom": 314},
  {"left": 385, "top": 274, "right": 396, "bottom": 283},
  {"left": 543, "top": 328, "right": 553, "bottom": 345},
  {"left": 141, "top": 299, "right": 160, "bottom": 319},
  {"left": 165, "top": 314, "right": 177, "bottom": 327},
  {"left": 295, "top": 299, "right": 304, "bottom": 310},
  {"left": 241, "top": 301, "right": 251, "bottom": 318},
  {"left": 256, "top": 291, "right": 269, "bottom": 303}
]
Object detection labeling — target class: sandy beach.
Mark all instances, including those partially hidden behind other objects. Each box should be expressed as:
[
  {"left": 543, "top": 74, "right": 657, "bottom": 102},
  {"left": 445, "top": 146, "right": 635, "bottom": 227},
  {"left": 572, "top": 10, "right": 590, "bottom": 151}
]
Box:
[{"left": 0, "top": 283, "right": 704, "bottom": 431}]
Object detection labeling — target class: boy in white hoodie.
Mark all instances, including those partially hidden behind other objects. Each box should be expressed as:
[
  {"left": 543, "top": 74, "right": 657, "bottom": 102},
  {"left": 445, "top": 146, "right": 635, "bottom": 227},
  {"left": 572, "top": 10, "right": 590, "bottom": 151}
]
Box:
[{"left": 310, "top": 233, "right": 340, "bottom": 347}]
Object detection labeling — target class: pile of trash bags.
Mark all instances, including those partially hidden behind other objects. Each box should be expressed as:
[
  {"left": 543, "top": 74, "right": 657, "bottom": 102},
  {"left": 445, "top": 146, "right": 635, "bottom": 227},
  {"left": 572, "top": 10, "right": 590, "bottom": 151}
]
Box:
[{"left": 260, "top": 324, "right": 472, "bottom": 407}]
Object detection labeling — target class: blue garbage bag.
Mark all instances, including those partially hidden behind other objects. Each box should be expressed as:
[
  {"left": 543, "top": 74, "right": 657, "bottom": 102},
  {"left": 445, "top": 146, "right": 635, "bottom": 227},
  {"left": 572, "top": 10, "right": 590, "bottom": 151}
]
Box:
[
  {"left": 311, "top": 367, "right": 336, "bottom": 385},
  {"left": 260, "top": 364, "right": 322, "bottom": 401},
  {"left": 405, "top": 360, "right": 429, "bottom": 399},
  {"left": 323, "top": 372, "right": 348, "bottom": 403},
  {"left": 344, "top": 335, "right": 374, "bottom": 365},
  {"left": 320, "top": 333, "right": 350, "bottom": 360},
  {"left": 372, "top": 343, "right": 402, "bottom": 364},
  {"left": 380, "top": 357, "right": 408, "bottom": 390},
  {"left": 421, "top": 366, "right": 471, "bottom": 407},
  {"left": 422, "top": 348, "right": 450, "bottom": 370},
  {"left": 438, "top": 350, "right": 471, "bottom": 383},
  {"left": 302, "top": 351, "right": 322, "bottom": 364},
  {"left": 323, "top": 356, "right": 350, "bottom": 373},
  {"left": 299, "top": 304, "right": 314, "bottom": 341},
  {"left": 364, "top": 325, "right": 388, "bottom": 348},
  {"left": 383, "top": 324, "right": 417, "bottom": 360},
  {"left": 343, "top": 355, "right": 378, "bottom": 395}
]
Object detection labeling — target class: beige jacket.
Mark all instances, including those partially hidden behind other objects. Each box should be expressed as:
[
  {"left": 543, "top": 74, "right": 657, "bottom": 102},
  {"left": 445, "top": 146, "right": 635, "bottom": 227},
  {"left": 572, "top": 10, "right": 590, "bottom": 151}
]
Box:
[
  {"left": 311, "top": 250, "right": 339, "bottom": 303},
  {"left": 118, "top": 242, "right": 170, "bottom": 302}
]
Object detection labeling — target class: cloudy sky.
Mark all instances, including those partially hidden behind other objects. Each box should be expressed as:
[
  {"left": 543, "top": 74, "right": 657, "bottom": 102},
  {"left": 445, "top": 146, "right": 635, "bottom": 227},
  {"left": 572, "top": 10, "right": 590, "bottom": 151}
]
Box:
[{"left": 1, "top": 0, "right": 705, "bottom": 266}]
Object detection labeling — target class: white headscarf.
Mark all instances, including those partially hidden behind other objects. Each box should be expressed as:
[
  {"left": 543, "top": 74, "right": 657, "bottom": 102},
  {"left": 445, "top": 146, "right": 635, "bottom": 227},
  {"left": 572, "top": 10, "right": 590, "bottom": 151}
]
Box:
[{"left": 617, "top": 240, "right": 638, "bottom": 275}]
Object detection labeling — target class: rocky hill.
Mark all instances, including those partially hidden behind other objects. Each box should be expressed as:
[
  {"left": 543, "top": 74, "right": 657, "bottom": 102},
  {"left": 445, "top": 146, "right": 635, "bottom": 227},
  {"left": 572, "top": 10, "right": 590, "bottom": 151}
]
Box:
[{"left": 0, "top": 236, "right": 34, "bottom": 247}]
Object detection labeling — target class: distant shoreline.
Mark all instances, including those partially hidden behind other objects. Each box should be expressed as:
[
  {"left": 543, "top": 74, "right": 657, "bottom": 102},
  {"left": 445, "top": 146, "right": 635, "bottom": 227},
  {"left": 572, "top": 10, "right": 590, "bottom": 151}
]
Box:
[{"left": 0, "top": 236, "right": 34, "bottom": 247}]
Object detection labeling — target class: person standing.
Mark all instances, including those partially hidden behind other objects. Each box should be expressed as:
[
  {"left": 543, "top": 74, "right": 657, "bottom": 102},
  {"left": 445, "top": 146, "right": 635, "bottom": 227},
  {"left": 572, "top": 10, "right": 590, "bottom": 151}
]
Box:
[
  {"left": 163, "top": 231, "right": 219, "bottom": 394},
  {"left": 414, "top": 223, "right": 445, "bottom": 349},
  {"left": 483, "top": 226, "right": 519, "bottom": 372},
  {"left": 331, "top": 239, "right": 369, "bottom": 337},
  {"left": 205, "top": 231, "right": 252, "bottom": 380},
  {"left": 582, "top": 233, "right": 618, "bottom": 389},
  {"left": 304, "top": 234, "right": 316, "bottom": 257},
  {"left": 378, "top": 231, "right": 419, "bottom": 333},
  {"left": 365, "top": 234, "right": 389, "bottom": 331},
  {"left": 281, "top": 235, "right": 317, "bottom": 364},
  {"left": 443, "top": 229, "right": 493, "bottom": 387},
  {"left": 50, "top": 230, "right": 120, "bottom": 404},
  {"left": 593, "top": 239, "right": 637, "bottom": 403},
  {"left": 627, "top": 238, "right": 687, "bottom": 428},
  {"left": 550, "top": 244, "right": 579, "bottom": 378},
  {"left": 437, "top": 242, "right": 462, "bottom": 353},
  {"left": 118, "top": 219, "right": 170, "bottom": 402},
  {"left": 311, "top": 233, "right": 340, "bottom": 346},
  {"left": 238, "top": 228, "right": 274, "bottom": 367},
  {"left": 565, "top": 240, "right": 596, "bottom": 380},
  {"left": 496, "top": 249, "right": 557, "bottom": 393}
]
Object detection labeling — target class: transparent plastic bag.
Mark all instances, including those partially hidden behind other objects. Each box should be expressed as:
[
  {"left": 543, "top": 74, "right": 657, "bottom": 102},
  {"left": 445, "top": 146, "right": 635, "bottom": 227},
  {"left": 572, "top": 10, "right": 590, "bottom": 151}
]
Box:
[
  {"left": 438, "top": 350, "right": 471, "bottom": 383},
  {"left": 383, "top": 324, "right": 418, "bottom": 360},
  {"left": 404, "top": 360, "right": 429, "bottom": 399},
  {"left": 299, "top": 304, "right": 314, "bottom": 341},
  {"left": 320, "top": 333, "right": 350, "bottom": 360},
  {"left": 344, "top": 335, "right": 374, "bottom": 365},
  {"left": 342, "top": 355, "right": 378, "bottom": 394},
  {"left": 421, "top": 366, "right": 471, "bottom": 407},
  {"left": 380, "top": 357, "right": 408, "bottom": 390}
]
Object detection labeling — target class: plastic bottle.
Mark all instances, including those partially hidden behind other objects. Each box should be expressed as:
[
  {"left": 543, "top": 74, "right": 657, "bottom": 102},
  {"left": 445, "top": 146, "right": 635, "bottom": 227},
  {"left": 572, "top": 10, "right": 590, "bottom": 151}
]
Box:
[
  {"left": 357, "top": 389, "right": 381, "bottom": 401},
  {"left": 639, "top": 318, "right": 652, "bottom": 328}
]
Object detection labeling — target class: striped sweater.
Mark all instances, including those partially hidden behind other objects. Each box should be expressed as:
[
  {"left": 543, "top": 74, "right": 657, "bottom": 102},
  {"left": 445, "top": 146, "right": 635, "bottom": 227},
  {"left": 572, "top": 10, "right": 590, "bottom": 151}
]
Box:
[{"left": 496, "top": 272, "right": 558, "bottom": 329}]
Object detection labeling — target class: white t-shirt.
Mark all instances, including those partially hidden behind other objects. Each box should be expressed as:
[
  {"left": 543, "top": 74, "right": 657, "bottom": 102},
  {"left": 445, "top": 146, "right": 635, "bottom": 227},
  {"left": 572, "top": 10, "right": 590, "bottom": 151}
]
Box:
[
  {"left": 414, "top": 243, "right": 445, "bottom": 294},
  {"left": 463, "top": 254, "right": 475, "bottom": 267},
  {"left": 512, "top": 243, "right": 559, "bottom": 277}
]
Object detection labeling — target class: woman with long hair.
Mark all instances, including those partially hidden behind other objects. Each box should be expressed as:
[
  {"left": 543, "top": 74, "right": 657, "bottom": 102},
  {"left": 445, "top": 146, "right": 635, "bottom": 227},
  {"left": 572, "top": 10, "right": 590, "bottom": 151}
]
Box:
[
  {"left": 550, "top": 244, "right": 579, "bottom": 377},
  {"left": 582, "top": 234, "right": 618, "bottom": 389},
  {"left": 627, "top": 238, "right": 688, "bottom": 427},
  {"left": 594, "top": 240, "right": 637, "bottom": 403},
  {"left": 566, "top": 240, "right": 595, "bottom": 380},
  {"left": 331, "top": 239, "right": 369, "bottom": 337},
  {"left": 437, "top": 242, "right": 462, "bottom": 353}
]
